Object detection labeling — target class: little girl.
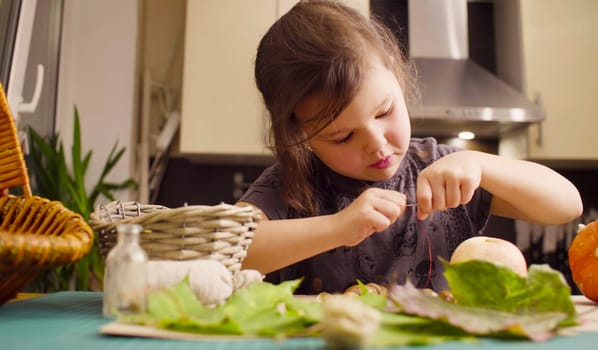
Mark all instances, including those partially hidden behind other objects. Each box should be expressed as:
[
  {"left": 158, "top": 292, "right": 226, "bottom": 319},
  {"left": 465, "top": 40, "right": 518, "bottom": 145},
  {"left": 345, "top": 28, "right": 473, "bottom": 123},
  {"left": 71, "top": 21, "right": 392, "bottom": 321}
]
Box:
[{"left": 238, "top": 0, "right": 582, "bottom": 294}]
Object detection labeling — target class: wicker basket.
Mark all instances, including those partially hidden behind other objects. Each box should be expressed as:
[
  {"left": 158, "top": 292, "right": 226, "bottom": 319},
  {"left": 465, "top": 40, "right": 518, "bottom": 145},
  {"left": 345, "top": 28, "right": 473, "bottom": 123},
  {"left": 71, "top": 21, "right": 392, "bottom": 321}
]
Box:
[
  {"left": 90, "top": 201, "right": 261, "bottom": 273},
  {"left": 0, "top": 84, "right": 94, "bottom": 305}
]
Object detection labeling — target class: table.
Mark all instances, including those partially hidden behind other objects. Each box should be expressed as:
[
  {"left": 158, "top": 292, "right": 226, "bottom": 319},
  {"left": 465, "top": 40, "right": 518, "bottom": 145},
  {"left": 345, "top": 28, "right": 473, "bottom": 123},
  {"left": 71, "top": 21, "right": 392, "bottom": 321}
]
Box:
[{"left": 0, "top": 292, "right": 597, "bottom": 350}]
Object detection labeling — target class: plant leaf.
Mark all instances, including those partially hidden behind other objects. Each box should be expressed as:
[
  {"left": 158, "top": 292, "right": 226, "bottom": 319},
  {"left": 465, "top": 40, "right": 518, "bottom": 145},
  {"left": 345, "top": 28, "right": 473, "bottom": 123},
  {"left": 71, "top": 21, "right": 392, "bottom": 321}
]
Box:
[
  {"left": 443, "top": 260, "right": 576, "bottom": 325},
  {"left": 123, "top": 278, "right": 317, "bottom": 337},
  {"left": 23, "top": 105, "right": 136, "bottom": 292},
  {"left": 374, "top": 315, "right": 475, "bottom": 347},
  {"left": 388, "top": 281, "right": 567, "bottom": 342},
  {"left": 224, "top": 279, "right": 301, "bottom": 323}
]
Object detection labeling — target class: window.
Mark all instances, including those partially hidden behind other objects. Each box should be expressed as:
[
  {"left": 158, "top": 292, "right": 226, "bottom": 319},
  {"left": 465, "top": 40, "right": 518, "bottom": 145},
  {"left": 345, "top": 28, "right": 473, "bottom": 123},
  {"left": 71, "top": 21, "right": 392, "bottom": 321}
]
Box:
[{"left": 0, "top": 0, "right": 62, "bottom": 139}]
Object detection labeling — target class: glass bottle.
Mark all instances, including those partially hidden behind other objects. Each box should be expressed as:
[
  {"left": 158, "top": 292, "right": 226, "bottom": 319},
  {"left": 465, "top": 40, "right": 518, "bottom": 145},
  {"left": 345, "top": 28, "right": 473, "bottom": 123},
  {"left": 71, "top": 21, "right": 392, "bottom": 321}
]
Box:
[{"left": 103, "top": 224, "right": 148, "bottom": 317}]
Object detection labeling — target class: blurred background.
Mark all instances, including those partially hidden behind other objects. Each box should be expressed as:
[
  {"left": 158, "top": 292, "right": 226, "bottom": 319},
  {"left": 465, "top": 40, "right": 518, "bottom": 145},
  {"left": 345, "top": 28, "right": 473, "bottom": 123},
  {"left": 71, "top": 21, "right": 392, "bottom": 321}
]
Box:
[{"left": 1, "top": 0, "right": 597, "bottom": 291}]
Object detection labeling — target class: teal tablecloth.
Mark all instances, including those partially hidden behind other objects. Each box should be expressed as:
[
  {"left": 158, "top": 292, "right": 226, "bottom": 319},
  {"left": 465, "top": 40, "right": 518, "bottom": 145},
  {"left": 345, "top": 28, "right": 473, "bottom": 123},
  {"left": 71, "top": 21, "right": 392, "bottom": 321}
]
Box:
[{"left": 0, "top": 292, "right": 596, "bottom": 350}]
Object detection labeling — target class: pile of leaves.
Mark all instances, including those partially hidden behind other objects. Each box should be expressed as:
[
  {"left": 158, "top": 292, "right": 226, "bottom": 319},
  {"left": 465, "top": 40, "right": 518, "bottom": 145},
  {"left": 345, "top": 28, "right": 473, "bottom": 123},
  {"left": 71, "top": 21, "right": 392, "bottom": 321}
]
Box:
[{"left": 119, "top": 261, "right": 578, "bottom": 347}]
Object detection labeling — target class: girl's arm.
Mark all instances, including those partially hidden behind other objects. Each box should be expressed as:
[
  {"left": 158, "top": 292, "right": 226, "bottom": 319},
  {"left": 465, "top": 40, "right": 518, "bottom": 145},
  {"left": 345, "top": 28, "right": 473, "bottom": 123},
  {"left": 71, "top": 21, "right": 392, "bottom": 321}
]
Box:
[
  {"left": 240, "top": 188, "right": 407, "bottom": 274},
  {"left": 416, "top": 150, "right": 583, "bottom": 224},
  {"left": 480, "top": 153, "right": 582, "bottom": 223},
  {"left": 240, "top": 215, "right": 339, "bottom": 274}
]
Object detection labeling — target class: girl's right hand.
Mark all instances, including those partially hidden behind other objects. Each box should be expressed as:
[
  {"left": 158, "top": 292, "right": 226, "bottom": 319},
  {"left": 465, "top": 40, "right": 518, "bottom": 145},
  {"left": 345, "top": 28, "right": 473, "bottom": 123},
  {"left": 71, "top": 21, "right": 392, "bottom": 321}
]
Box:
[{"left": 332, "top": 188, "right": 407, "bottom": 246}]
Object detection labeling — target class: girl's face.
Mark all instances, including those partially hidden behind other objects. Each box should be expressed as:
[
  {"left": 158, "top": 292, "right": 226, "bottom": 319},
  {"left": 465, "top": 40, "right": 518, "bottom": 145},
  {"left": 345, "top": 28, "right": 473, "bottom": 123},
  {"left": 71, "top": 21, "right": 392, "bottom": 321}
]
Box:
[{"left": 295, "top": 60, "right": 411, "bottom": 182}]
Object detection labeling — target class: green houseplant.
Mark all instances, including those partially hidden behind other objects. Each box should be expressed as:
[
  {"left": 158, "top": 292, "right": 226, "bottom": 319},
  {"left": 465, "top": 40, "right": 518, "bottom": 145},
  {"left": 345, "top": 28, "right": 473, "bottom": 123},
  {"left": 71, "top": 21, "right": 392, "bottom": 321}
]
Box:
[{"left": 24, "top": 107, "right": 137, "bottom": 292}]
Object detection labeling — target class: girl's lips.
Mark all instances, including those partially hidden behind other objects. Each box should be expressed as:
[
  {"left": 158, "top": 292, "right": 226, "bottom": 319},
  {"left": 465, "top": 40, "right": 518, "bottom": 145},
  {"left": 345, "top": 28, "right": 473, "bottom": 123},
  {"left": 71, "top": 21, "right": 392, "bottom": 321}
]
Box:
[{"left": 370, "top": 155, "right": 392, "bottom": 169}]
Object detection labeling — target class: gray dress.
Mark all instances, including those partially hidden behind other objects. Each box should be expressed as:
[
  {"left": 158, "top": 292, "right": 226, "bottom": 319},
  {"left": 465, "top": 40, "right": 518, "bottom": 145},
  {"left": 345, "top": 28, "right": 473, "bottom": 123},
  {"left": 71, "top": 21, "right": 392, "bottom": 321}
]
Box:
[{"left": 240, "top": 137, "right": 492, "bottom": 294}]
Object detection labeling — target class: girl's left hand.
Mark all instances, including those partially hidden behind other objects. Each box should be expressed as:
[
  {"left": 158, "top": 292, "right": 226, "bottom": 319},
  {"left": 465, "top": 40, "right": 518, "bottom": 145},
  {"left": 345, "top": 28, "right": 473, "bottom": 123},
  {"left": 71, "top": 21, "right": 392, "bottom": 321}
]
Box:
[{"left": 416, "top": 151, "right": 482, "bottom": 220}]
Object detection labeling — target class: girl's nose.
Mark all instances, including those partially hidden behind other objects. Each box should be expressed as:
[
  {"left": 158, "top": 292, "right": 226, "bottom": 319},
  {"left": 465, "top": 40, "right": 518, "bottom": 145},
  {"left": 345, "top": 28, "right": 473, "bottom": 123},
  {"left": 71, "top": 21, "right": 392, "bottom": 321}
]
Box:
[{"left": 363, "top": 125, "right": 387, "bottom": 153}]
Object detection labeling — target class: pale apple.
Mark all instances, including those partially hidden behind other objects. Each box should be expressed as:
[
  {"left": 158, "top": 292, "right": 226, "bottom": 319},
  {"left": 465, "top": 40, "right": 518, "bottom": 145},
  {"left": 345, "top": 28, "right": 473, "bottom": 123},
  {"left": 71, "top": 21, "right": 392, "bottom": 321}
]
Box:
[{"left": 450, "top": 236, "right": 528, "bottom": 277}]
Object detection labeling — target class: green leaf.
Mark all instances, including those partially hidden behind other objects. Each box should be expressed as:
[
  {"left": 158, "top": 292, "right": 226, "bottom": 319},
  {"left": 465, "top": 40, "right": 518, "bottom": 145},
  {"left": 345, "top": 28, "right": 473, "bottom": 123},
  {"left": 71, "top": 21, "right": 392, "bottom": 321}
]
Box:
[
  {"left": 224, "top": 279, "right": 300, "bottom": 322},
  {"left": 358, "top": 291, "right": 388, "bottom": 311},
  {"left": 125, "top": 277, "right": 240, "bottom": 335},
  {"left": 284, "top": 295, "right": 323, "bottom": 324},
  {"left": 388, "top": 261, "right": 578, "bottom": 342},
  {"left": 525, "top": 265, "right": 578, "bottom": 326},
  {"left": 443, "top": 260, "right": 576, "bottom": 324},
  {"left": 148, "top": 277, "right": 209, "bottom": 320},
  {"left": 388, "top": 280, "right": 568, "bottom": 342},
  {"left": 374, "top": 316, "right": 475, "bottom": 347},
  {"left": 233, "top": 306, "right": 306, "bottom": 336},
  {"left": 123, "top": 278, "right": 318, "bottom": 337},
  {"left": 443, "top": 259, "right": 530, "bottom": 313}
]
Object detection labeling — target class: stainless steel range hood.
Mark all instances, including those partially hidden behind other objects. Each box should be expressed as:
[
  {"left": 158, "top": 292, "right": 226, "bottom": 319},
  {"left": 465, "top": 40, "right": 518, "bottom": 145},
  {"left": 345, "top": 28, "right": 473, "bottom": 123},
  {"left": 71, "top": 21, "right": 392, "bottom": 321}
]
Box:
[{"left": 407, "top": 0, "right": 544, "bottom": 138}]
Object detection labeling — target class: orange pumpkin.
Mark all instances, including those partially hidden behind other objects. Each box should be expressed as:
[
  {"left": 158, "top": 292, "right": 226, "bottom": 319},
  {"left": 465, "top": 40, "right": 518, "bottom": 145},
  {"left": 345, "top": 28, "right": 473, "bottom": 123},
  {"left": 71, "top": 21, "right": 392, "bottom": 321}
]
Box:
[{"left": 568, "top": 220, "right": 598, "bottom": 303}]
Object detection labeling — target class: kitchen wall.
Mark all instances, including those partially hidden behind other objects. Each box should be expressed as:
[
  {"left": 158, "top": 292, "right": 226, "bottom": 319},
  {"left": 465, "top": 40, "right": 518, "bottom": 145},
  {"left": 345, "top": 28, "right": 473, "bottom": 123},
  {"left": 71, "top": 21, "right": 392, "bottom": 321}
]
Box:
[
  {"left": 56, "top": 0, "right": 185, "bottom": 203},
  {"left": 57, "top": 0, "right": 139, "bottom": 201}
]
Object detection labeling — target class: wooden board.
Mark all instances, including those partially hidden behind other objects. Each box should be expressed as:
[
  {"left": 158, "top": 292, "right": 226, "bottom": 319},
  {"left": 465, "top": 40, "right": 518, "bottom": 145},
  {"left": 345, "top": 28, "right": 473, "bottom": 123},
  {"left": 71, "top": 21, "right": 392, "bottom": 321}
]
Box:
[
  {"left": 99, "top": 322, "right": 260, "bottom": 341},
  {"left": 570, "top": 295, "right": 598, "bottom": 333}
]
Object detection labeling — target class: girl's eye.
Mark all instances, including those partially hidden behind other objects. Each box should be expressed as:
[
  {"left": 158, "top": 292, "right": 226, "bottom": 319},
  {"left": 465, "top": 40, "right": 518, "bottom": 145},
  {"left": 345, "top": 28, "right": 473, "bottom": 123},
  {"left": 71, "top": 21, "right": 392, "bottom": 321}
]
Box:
[
  {"left": 333, "top": 132, "right": 353, "bottom": 144},
  {"left": 376, "top": 104, "right": 393, "bottom": 118}
]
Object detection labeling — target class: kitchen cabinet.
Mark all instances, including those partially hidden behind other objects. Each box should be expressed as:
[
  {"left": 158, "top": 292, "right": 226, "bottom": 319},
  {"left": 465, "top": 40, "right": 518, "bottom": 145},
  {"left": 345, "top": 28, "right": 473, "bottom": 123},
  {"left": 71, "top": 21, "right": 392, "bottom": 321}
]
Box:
[
  {"left": 498, "top": 0, "right": 598, "bottom": 164},
  {"left": 179, "top": 0, "right": 275, "bottom": 157},
  {"left": 179, "top": 0, "right": 368, "bottom": 158}
]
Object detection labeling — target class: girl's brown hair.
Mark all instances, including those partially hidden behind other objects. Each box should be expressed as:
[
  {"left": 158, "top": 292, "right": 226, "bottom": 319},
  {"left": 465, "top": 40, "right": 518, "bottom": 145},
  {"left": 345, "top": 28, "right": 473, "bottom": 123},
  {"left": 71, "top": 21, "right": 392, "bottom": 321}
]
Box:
[{"left": 255, "top": 0, "right": 417, "bottom": 216}]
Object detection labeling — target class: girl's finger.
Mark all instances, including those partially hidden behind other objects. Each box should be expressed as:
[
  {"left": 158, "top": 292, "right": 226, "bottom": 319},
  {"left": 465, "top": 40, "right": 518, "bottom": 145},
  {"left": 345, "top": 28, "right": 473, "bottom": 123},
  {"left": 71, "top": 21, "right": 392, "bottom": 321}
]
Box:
[
  {"left": 445, "top": 175, "right": 461, "bottom": 208},
  {"left": 416, "top": 177, "right": 433, "bottom": 220},
  {"left": 428, "top": 177, "right": 447, "bottom": 211}
]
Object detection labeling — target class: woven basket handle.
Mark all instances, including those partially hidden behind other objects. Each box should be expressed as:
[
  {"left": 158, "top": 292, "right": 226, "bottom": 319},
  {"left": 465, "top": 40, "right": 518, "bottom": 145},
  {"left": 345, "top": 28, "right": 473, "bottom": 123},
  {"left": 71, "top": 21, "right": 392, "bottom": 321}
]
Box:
[{"left": 0, "top": 83, "right": 32, "bottom": 198}]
